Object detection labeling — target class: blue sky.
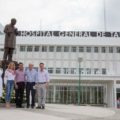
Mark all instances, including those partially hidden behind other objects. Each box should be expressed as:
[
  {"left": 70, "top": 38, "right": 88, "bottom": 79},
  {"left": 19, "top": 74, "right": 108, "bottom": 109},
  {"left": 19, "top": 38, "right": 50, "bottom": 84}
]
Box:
[{"left": 0, "top": 0, "right": 120, "bottom": 31}]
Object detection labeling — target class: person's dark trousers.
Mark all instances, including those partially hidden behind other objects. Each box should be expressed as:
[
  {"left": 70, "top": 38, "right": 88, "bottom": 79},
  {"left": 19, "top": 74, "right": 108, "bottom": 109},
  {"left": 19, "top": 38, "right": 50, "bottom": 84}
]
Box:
[
  {"left": 3, "top": 47, "right": 14, "bottom": 61},
  {"left": 26, "top": 82, "right": 35, "bottom": 108},
  {"left": 15, "top": 82, "right": 25, "bottom": 108}
]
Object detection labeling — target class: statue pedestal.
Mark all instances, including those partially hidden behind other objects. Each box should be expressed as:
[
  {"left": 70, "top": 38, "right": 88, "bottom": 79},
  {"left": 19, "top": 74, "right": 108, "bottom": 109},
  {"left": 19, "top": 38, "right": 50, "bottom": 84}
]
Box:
[{"left": 1, "top": 60, "right": 18, "bottom": 69}]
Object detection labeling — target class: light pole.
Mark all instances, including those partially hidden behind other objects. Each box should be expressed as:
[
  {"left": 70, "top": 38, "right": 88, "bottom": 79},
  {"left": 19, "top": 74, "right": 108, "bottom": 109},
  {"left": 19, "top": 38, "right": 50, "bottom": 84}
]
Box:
[{"left": 78, "top": 57, "right": 83, "bottom": 105}]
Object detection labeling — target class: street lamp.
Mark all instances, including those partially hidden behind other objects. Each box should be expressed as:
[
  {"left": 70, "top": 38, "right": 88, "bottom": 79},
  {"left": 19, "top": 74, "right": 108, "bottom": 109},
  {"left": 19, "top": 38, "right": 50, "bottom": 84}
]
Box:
[{"left": 78, "top": 57, "right": 83, "bottom": 105}]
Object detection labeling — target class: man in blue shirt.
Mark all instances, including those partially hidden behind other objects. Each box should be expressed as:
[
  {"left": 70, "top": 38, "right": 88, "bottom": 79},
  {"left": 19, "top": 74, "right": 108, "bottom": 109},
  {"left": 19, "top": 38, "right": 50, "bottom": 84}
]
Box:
[{"left": 25, "top": 63, "right": 37, "bottom": 108}]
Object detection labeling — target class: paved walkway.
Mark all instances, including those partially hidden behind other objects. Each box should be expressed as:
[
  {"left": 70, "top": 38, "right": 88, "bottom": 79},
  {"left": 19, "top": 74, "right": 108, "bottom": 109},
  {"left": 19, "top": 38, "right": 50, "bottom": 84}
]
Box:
[{"left": 0, "top": 104, "right": 120, "bottom": 120}]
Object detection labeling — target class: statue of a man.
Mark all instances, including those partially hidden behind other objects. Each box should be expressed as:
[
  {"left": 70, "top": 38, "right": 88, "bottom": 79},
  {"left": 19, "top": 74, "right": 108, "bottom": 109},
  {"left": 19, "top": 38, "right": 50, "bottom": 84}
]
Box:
[{"left": 3, "top": 18, "right": 18, "bottom": 61}]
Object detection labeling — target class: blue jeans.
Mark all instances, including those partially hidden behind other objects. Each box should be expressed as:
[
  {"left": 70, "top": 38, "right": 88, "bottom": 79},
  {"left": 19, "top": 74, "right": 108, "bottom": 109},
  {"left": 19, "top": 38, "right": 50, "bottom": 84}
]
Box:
[{"left": 6, "top": 80, "right": 14, "bottom": 102}]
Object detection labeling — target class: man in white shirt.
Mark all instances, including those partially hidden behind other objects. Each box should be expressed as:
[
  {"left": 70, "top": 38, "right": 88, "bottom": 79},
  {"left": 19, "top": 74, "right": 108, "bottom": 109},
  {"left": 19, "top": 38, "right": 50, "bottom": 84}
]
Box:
[{"left": 36, "top": 63, "right": 50, "bottom": 109}]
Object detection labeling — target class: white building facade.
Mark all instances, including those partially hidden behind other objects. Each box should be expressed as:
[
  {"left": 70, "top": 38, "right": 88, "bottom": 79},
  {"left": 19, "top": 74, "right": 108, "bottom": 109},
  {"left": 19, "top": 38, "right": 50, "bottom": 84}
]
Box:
[{"left": 0, "top": 31, "right": 120, "bottom": 108}]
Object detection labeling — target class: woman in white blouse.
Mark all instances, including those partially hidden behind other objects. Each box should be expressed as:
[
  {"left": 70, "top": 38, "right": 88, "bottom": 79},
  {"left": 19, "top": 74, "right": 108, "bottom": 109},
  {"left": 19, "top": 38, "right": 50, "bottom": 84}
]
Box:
[
  {"left": 4, "top": 62, "right": 15, "bottom": 108},
  {"left": 0, "top": 62, "right": 3, "bottom": 100}
]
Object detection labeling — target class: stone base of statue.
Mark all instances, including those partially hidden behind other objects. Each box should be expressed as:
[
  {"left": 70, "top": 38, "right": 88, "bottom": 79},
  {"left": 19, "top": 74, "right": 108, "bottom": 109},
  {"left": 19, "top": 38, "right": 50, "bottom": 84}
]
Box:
[{"left": 1, "top": 60, "right": 18, "bottom": 70}]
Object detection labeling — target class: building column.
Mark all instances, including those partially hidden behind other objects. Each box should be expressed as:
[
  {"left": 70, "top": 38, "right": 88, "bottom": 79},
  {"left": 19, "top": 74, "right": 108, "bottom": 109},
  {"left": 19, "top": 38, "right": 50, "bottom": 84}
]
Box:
[
  {"left": 107, "top": 80, "right": 117, "bottom": 108},
  {"left": 113, "top": 80, "right": 117, "bottom": 108},
  {"left": 104, "top": 84, "right": 108, "bottom": 106},
  {"left": 53, "top": 85, "right": 56, "bottom": 103}
]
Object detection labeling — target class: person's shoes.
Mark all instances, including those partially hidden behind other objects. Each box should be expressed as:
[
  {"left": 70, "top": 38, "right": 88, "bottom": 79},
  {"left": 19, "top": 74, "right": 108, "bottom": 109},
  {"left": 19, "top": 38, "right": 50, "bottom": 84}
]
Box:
[
  {"left": 26, "top": 105, "right": 30, "bottom": 108},
  {"left": 6, "top": 102, "right": 10, "bottom": 108},
  {"left": 31, "top": 106, "right": 35, "bottom": 109},
  {"left": 16, "top": 106, "right": 20, "bottom": 108},
  {"left": 36, "top": 106, "right": 41, "bottom": 109},
  {"left": 41, "top": 105, "right": 45, "bottom": 109},
  {"left": 20, "top": 106, "right": 24, "bottom": 108}
]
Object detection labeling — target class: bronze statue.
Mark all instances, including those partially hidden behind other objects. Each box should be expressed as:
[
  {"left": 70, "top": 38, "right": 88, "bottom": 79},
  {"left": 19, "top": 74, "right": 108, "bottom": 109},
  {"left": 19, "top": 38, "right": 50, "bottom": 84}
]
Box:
[{"left": 3, "top": 18, "right": 18, "bottom": 61}]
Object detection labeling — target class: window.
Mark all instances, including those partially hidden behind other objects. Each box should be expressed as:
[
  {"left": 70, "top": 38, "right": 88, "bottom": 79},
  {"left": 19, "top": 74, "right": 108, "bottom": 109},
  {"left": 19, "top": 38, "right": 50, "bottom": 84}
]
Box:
[
  {"left": 109, "top": 47, "right": 113, "bottom": 53},
  {"left": 102, "top": 68, "right": 106, "bottom": 75},
  {"left": 56, "top": 68, "right": 61, "bottom": 74},
  {"left": 25, "top": 67, "right": 28, "bottom": 71},
  {"left": 42, "top": 46, "right": 47, "bottom": 52},
  {"left": 101, "top": 47, "right": 106, "bottom": 53},
  {"left": 48, "top": 68, "right": 54, "bottom": 74},
  {"left": 63, "top": 68, "right": 69, "bottom": 74},
  {"left": 71, "top": 47, "right": 77, "bottom": 52},
  {"left": 117, "top": 47, "right": 120, "bottom": 53},
  {"left": 56, "top": 46, "right": 62, "bottom": 52},
  {"left": 0, "top": 48, "right": 4, "bottom": 51},
  {"left": 13, "top": 49, "right": 16, "bottom": 54},
  {"left": 34, "top": 46, "right": 40, "bottom": 52},
  {"left": 64, "top": 46, "right": 69, "bottom": 52},
  {"left": 86, "top": 47, "right": 91, "bottom": 53},
  {"left": 27, "top": 46, "right": 33, "bottom": 52},
  {"left": 34, "top": 67, "right": 38, "bottom": 71},
  {"left": 79, "top": 47, "right": 84, "bottom": 52},
  {"left": 71, "top": 68, "right": 77, "bottom": 74},
  {"left": 20, "top": 46, "right": 26, "bottom": 52},
  {"left": 86, "top": 68, "right": 91, "bottom": 74},
  {"left": 78, "top": 68, "right": 84, "bottom": 74},
  {"left": 94, "top": 47, "right": 99, "bottom": 53},
  {"left": 49, "top": 46, "right": 54, "bottom": 52},
  {"left": 94, "top": 68, "right": 100, "bottom": 74}
]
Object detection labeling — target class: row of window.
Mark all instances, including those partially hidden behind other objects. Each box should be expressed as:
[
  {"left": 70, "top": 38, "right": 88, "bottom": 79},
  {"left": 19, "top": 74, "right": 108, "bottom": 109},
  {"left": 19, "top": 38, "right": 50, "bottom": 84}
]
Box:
[
  {"left": 19, "top": 46, "right": 120, "bottom": 53},
  {"left": 25, "top": 67, "right": 106, "bottom": 75},
  {"left": 46, "top": 68, "right": 106, "bottom": 75}
]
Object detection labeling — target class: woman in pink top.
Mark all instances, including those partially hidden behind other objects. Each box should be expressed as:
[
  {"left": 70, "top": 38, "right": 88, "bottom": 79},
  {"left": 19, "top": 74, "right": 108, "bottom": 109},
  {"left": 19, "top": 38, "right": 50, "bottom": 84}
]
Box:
[{"left": 4, "top": 62, "right": 16, "bottom": 108}]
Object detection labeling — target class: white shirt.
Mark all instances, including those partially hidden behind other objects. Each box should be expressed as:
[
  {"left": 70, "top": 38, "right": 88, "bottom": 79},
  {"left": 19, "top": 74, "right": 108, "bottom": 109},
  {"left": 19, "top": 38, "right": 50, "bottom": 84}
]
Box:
[
  {"left": 37, "top": 69, "right": 49, "bottom": 83},
  {"left": 4, "top": 69, "right": 15, "bottom": 81}
]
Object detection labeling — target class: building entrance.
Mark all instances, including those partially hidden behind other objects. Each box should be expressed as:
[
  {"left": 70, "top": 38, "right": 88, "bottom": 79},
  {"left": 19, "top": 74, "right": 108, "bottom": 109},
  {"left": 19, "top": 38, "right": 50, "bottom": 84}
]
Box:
[{"left": 46, "top": 84, "right": 106, "bottom": 105}]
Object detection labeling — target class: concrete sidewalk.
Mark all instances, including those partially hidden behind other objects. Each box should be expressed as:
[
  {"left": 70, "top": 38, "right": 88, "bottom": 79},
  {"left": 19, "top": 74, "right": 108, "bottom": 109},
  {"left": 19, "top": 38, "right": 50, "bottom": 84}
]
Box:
[{"left": 0, "top": 104, "right": 120, "bottom": 120}]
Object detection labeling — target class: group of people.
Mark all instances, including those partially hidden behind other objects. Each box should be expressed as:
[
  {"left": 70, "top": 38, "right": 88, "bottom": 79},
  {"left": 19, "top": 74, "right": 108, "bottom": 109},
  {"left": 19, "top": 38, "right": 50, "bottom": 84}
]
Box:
[{"left": 0, "top": 62, "right": 50, "bottom": 109}]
